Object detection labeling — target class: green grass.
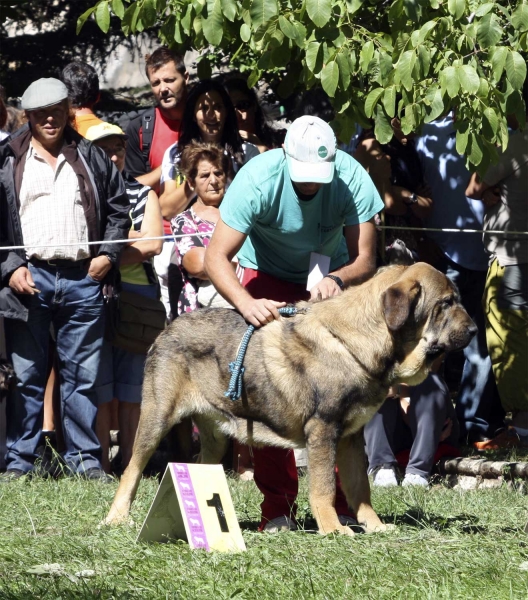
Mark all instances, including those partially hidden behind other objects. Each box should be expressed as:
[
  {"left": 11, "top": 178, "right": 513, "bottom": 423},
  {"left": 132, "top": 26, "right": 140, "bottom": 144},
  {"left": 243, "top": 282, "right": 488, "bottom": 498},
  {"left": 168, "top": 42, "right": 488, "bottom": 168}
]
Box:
[{"left": 0, "top": 473, "right": 527, "bottom": 600}]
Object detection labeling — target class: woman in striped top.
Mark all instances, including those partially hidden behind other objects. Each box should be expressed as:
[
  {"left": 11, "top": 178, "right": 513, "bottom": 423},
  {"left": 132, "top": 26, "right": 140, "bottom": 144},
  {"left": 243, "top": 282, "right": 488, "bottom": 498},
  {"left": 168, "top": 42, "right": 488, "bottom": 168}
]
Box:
[{"left": 86, "top": 123, "right": 163, "bottom": 473}]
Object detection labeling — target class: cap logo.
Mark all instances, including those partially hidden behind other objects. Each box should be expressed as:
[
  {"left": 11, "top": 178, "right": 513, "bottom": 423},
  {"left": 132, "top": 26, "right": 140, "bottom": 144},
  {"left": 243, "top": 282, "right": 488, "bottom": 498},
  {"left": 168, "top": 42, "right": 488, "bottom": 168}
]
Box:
[{"left": 318, "top": 146, "right": 328, "bottom": 158}]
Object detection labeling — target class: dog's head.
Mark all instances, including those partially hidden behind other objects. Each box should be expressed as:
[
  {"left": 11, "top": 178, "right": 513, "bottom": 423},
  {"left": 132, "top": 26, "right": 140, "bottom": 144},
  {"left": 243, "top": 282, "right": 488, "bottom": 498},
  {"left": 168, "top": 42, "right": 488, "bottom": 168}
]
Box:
[
  {"left": 381, "top": 263, "right": 477, "bottom": 385},
  {"left": 0, "top": 359, "right": 16, "bottom": 402}
]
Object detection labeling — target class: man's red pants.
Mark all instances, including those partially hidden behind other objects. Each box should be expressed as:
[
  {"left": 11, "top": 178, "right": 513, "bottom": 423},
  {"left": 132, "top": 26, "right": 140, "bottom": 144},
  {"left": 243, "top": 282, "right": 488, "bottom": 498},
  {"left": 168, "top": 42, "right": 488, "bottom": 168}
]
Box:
[{"left": 241, "top": 267, "right": 355, "bottom": 529}]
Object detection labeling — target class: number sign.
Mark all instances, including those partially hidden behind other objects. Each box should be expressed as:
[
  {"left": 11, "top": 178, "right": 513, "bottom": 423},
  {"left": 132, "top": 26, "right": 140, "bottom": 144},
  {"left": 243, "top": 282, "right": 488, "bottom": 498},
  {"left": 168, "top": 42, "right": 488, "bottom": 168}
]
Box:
[{"left": 137, "top": 463, "right": 246, "bottom": 553}]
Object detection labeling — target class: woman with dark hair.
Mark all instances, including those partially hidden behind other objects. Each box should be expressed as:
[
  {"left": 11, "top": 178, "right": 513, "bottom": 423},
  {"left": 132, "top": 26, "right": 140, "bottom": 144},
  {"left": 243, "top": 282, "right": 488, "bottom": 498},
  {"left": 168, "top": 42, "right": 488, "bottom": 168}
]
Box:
[
  {"left": 159, "top": 79, "right": 259, "bottom": 221},
  {"left": 224, "top": 77, "right": 283, "bottom": 153}
]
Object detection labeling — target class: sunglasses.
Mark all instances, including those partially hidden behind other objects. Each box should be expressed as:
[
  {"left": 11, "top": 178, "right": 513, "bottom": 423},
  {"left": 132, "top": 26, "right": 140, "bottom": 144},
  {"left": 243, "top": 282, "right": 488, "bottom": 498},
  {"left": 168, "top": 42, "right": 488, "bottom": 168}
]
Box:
[{"left": 233, "top": 100, "right": 253, "bottom": 111}]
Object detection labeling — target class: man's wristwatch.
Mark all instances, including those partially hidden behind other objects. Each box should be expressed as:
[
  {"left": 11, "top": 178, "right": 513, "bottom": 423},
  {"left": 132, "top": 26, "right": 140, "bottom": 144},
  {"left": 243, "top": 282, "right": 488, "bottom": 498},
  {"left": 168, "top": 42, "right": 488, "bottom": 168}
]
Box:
[
  {"left": 404, "top": 193, "right": 418, "bottom": 206},
  {"left": 324, "top": 274, "right": 345, "bottom": 290}
]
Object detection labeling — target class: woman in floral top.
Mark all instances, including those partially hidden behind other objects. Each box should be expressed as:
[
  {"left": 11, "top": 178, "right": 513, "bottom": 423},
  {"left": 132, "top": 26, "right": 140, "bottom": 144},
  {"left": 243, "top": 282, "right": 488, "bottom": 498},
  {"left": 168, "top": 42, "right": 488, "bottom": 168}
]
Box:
[{"left": 171, "top": 141, "right": 236, "bottom": 315}]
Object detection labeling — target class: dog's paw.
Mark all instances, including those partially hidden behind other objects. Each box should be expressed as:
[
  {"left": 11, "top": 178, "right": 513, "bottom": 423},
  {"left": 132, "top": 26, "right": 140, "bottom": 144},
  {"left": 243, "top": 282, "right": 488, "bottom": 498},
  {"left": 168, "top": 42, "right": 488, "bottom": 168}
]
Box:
[
  {"left": 319, "top": 524, "right": 355, "bottom": 537},
  {"left": 99, "top": 512, "right": 133, "bottom": 528},
  {"left": 361, "top": 522, "right": 396, "bottom": 534}
]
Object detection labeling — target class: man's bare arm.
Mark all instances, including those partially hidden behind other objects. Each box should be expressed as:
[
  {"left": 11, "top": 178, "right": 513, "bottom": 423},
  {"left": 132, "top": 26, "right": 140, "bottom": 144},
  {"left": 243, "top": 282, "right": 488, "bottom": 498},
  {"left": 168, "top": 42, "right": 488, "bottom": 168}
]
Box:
[
  {"left": 204, "top": 219, "right": 285, "bottom": 327},
  {"left": 466, "top": 173, "right": 501, "bottom": 208},
  {"left": 309, "top": 218, "right": 377, "bottom": 300},
  {"left": 136, "top": 165, "right": 162, "bottom": 191}
]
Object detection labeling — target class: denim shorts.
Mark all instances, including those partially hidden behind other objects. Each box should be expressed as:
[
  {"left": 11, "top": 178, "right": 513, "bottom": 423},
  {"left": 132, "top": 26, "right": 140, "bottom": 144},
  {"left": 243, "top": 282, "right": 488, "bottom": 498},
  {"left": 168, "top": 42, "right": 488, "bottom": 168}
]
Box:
[{"left": 96, "top": 282, "right": 158, "bottom": 405}]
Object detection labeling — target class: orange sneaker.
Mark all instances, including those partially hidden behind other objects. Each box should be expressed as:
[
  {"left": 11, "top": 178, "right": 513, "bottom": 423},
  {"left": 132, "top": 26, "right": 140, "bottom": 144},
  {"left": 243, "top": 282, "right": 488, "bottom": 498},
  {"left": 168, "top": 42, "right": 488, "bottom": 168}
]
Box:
[{"left": 473, "top": 427, "right": 528, "bottom": 450}]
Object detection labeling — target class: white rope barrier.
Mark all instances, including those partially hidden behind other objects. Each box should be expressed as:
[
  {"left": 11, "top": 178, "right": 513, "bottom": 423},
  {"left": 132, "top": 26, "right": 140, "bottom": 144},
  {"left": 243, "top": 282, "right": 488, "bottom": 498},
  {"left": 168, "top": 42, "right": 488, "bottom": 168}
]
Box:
[{"left": 0, "top": 225, "right": 526, "bottom": 252}]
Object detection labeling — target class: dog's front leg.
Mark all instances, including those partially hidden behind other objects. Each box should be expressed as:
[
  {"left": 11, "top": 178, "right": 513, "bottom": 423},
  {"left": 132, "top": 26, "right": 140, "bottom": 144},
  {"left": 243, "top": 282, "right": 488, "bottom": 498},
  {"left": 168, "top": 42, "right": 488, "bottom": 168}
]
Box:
[
  {"left": 305, "top": 418, "right": 354, "bottom": 536},
  {"left": 336, "top": 432, "right": 387, "bottom": 533}
]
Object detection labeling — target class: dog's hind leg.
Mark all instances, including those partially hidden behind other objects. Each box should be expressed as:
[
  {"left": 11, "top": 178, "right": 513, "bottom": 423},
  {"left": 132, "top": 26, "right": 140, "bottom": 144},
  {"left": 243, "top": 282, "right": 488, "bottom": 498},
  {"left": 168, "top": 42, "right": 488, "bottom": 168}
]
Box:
[
  {"left": 103, "top": 381, "right": 189, "bottom": 526},
  {"left": 336, "top": 432, "right": 387, "bottom": 533},
  {"left": 304, "top": 418, "right": 354, "bottom": 536},
  {"left": 193, "top": 415, "right": 230, "bottom": 465}
]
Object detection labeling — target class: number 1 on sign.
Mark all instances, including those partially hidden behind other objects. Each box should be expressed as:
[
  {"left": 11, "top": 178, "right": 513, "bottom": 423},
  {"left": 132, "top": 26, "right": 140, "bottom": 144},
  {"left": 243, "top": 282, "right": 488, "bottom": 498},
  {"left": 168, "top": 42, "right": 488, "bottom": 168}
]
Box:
[{"left": 207, "top": 493, "right": 229, "bottom": 532}]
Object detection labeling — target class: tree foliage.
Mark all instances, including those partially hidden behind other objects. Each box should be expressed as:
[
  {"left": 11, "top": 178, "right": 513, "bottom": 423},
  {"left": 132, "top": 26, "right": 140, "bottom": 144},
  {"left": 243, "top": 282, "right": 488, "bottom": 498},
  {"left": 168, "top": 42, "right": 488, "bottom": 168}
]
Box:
[
  {"left": 82, "top": 0, "right": 528, "bottom": 171},
  {"left": 1, "top": 0, "right": 131, "bottom": 98}
]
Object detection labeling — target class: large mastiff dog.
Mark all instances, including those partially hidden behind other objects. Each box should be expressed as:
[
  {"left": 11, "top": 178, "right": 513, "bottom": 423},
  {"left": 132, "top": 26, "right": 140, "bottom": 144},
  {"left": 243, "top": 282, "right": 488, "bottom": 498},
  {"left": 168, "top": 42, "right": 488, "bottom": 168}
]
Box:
[{"left": 105, "top": 263, "right": 476, "bottom": 534}]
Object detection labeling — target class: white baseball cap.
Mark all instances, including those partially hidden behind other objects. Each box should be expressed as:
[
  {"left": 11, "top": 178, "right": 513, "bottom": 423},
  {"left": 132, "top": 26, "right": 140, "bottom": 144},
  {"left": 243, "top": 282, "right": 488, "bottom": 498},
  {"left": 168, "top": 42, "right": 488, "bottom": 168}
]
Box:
[{"left": 284, "top": 116, "right": 337, "bottom": 184}]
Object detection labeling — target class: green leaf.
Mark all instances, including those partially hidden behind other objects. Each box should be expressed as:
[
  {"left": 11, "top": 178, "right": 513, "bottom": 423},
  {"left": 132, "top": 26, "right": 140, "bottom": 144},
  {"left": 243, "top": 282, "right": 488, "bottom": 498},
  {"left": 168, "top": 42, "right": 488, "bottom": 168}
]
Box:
[
  {"left": 305, "top": 41, "right": 323, "bottom": 74},
  {"left": 247, "top": 69, "right": 261, "bottom": 88},
  {"left": 512, "top": 1, "right": 528, "bottom": 31},
  {"left": 181, "top": 4, "right": 193, "bottom": 32},
  {"left": 321, "top": 61, "right": 340, "bottom": 97},
  {"left": 490, "top": 46, "right": 508, "bottom": 82},
  {"left": 292, "top": 21, "right": 307, "bottom": 46},
  {"left": 271, "top": 42, "right": 290, "bottom": 67},
  {"left": 221, "top": 0, "right": 237, "bottom": 21},
  {"left": 482, "top": 107, "right": 499, "bottom": 137},
  {"left": 403, "top": 0, "right": 422, "bottom": 21},
  {"left": 249, "top": 0, "right": 278, "bottom": 28},
  {"left": 95, "top": 1, "right": 111, "bottom": 33},
  {"left": 360, "top": 40, "right": 374, "bottom": 73},
  {"left": 279, "top": 15, "right": 296, "bottom": 39},
  {"left": 141, "top": 0, "right": 157, "bottom": 28},
  {"left": 505, "top": 50, "right": 527, "bottom": 90},
  {"left": 374, "top": 104, "right": 393, "bottom": 144},
  {"left": 306, "top": 0, "right": 332, "bottom": 27},
  {"left": 441, "top": 66, "right": 460, "bottom": 98},
  {"left": 76, "top": 5, "right": 95, "bottom": 34},
  {"left": 499, "top": 118, "right": 509, "bottom": 149},
  {"left": 336, "top": 51, "right": 351, "bottom": 89},
  {"left": 111, "top": 0, "right": 125, "bottom": 19},
  {"left": 197, "top": 56, "right": 212, "bottom": 79},
  {"left": 364, "top": 87, "right": 385, "bottom": 118},
  {"left": 415, "top": 46, "right": 430, "bottom": 79},
  {"left": 240, "top": 23, "right": 251, "bottom": 42},
  {"left": 474, "top": 2, "right": 493, "bottom": 17},
  {"left": 458, "top": 64, "right": 480, "bottom": 94},
  {"left": 448, "top": 0, "right": 465, "bottom": 21},
  {"left": 455, "top": 127, "right": 469, "bottom": 154},
  {"left": 477, "top": 77, "right": 490, "bottom": 98},
  {"left": 202, "top": 4, "right": 223, "bottom": 44},
  {"left": 379, "top": 52, "right": 393, "bottom": 84},
  {"left": 382, "top": 85, "right": 397, "bottom": 118},
  {"left": 417, "top": 20, "right": 437, "bottom": 44},
  {"left": 397, "top": 50, "right": 415, "bottom": 91},
  {"left": 468, "top": 133, "right": 483, "bottom": 166},
  {"left": 424, "top": 88, "right": 444, "bottom": 123},
  {"left": 476, "top": 13, "right": 503, "bottom": 48}
]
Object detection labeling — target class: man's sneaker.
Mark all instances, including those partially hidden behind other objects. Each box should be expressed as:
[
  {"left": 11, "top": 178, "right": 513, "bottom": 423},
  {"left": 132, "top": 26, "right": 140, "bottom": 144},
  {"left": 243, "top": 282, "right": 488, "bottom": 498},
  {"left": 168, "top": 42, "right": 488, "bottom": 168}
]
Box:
[
  {"left": 402, "top": 473, "right": 429, "bottom": 487},
  {"left": 0, "top": 469, "right": 29, "bottom": 482},
  {"left": 81, "top": 468, "right": 115, "bottom": 484},
  {"left": 473, "top": 427, "right": 528, "bottom": 450},
  {"left": 370, "top": 465, "right": 398, "bottom": 487},
  {"left": 262, "top": 515, "right": 297, "bottom": 533}
]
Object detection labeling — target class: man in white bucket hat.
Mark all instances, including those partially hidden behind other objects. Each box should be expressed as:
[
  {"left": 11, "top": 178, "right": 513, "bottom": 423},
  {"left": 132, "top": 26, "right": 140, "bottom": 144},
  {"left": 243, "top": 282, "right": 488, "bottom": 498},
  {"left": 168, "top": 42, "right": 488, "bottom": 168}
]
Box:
[{"left": 205, "top": 115, "right": 383, "bottom": 533}]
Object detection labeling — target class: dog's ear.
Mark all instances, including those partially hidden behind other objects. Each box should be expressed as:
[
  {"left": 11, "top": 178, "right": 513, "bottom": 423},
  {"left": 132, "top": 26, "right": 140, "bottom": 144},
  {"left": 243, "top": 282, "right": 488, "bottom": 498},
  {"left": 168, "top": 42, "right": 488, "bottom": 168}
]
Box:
[{"left": 382, "top": 278, "right": 421, "bottom": 331}]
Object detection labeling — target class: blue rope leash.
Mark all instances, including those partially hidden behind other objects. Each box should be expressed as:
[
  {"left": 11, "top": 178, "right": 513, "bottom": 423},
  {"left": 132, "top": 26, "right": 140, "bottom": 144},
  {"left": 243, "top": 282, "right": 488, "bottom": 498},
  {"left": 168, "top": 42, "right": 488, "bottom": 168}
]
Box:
[{"left": 224, "top": 306, "right": 298, "bottom": 401}]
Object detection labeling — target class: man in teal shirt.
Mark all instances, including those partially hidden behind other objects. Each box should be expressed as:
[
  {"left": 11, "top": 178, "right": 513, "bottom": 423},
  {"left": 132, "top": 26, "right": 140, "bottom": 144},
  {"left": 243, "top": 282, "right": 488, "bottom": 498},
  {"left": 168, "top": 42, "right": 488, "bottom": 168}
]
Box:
[{"left": 205, "top": 116, "right": 383, "bottom": 531}]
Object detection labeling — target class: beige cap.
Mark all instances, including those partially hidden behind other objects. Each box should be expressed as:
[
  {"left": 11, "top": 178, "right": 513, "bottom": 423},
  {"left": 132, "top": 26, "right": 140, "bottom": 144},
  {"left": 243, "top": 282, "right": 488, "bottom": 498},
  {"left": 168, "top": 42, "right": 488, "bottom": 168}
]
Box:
[{"left": 85, "top": 122, "right": 128, "bottom": 142}]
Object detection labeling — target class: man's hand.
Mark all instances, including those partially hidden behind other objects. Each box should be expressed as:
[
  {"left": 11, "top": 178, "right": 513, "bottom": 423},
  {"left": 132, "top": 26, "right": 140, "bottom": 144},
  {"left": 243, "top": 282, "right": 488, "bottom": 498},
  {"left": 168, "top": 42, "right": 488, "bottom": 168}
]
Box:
[
  {"left": 9, "top": 267, "right": 39, "bottom": 295},
  {"left": 309, "top": 276, "right": 342, "bottom": 301},
  {"left": 88, "top": 255, "right": 112, "bottom": 281},
  {"left": 238, "top": 298, "right": 286, "bottom": 327},
  {"left": 481, "top": 187, "right": 501, "bottom": 209}
]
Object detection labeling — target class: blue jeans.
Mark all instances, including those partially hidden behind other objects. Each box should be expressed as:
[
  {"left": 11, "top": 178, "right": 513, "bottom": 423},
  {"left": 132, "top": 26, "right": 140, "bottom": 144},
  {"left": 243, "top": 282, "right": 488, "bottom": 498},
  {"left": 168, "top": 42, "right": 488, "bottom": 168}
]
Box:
[
  {"left": 4, "top": 262, "right": 105, "bottom": 473},
  {"left": 442, "top": 257, "right": 504, "bottom": 440}
]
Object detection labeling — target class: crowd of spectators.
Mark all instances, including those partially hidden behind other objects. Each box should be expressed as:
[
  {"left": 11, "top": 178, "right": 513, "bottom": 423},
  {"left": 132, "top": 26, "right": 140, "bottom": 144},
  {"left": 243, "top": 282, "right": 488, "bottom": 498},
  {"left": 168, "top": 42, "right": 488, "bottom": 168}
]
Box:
[{"left": 0, "top": 49, "right": 526, "bottom": 530}]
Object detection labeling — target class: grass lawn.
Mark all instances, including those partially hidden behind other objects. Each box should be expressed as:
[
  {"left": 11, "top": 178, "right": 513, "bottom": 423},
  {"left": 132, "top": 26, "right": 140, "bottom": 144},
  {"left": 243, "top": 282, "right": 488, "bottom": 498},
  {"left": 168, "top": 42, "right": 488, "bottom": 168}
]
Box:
[{"left": 1, "top": 467, "right": 527, "bottom": 600}]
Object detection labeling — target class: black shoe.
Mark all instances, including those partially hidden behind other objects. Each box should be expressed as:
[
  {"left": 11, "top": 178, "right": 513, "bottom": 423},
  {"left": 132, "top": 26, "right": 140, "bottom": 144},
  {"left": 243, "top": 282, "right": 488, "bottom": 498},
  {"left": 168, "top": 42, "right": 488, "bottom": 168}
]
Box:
[
  {"left": 81, "top": 468, "right": 115, "bottom": 483},
  {"left": 0, "top": 469, "right": 29, "bottom": 482}
]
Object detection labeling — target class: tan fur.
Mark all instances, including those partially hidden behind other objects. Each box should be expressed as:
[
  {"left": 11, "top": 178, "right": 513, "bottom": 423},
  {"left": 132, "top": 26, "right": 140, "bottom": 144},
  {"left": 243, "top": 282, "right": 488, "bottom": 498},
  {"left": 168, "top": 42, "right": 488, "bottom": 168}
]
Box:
[{"left": 104, "top": 263, "right": 476, "bottom": 534}]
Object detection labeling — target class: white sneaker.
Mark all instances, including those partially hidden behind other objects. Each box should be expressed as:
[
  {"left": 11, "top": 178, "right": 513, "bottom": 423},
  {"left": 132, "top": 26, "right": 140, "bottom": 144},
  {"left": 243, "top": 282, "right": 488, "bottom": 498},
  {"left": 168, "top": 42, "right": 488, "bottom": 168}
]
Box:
[
  {"left": 402, "top": 473, "right": 429, "bottom": 487},
  {"left": 371, "top": 467, "right": 398, "bottom": 487},
  {"left": 262, "top": 515, "right": 297, "bottom": 533}
]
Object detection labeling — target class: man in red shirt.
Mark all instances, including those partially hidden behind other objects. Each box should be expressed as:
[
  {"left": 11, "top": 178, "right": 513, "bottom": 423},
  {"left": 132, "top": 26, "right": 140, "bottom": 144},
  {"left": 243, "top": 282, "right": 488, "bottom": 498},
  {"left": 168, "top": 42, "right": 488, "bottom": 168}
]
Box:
[{"left": 125, "top": 47, "right": 188, "bottom": 194}]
